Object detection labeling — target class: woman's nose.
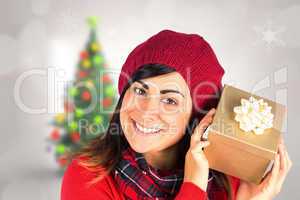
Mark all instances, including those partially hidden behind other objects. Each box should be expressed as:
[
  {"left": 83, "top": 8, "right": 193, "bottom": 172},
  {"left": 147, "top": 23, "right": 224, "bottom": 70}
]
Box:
[
  {"left": 138, "top": 95, "right": 160, "bottom": 114},
  {"left": 139, "top": 98, "right": 161, "bottom": 124}
]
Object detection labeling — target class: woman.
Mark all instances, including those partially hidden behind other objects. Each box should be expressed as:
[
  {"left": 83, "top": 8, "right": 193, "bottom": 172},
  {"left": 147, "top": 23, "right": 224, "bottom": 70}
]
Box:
[{"left": 61, "top": 30, "right": 292, "bottom": 200}]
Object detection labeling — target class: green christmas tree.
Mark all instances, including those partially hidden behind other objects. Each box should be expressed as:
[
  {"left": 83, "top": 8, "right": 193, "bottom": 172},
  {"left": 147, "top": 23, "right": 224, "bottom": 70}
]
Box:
[{"left": 47, "top": 17, "right": 117, "bottom": 171}]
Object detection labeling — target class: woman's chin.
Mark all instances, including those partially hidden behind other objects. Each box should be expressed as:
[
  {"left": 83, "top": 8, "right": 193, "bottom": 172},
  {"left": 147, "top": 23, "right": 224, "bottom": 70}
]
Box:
[
  {"left": 126, "top": 134, "right": 158, "bottom": 153},
  {"left": 129, "top": 143, "right": 151, "bottom": 154}
]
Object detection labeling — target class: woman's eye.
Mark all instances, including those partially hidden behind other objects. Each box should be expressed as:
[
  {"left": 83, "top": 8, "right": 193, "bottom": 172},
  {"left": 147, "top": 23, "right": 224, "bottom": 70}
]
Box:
[
  {"left": 133, "top": 87, "right": 146, "bottom": 96},
  {"left": 162, "top": 98, "right": 177, "bottom": 105}
]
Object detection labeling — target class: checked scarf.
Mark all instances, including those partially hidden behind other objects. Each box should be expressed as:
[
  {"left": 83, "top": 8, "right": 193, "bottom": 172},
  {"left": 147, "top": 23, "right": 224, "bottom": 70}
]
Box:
[{"left": 114, "top": 147, "right": 214, "bottom": 200}]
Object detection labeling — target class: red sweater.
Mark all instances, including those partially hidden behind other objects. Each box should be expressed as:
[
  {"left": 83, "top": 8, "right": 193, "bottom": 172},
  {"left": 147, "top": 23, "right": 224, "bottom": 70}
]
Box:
[{"left": 61, "top": 158, "right": 240, "bottom": 200}]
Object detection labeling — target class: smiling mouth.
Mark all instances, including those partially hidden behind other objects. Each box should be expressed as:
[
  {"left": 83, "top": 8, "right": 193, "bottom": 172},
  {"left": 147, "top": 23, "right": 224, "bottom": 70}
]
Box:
[{"left": 131, "top": 118, "right": 162, "bottom": 135}]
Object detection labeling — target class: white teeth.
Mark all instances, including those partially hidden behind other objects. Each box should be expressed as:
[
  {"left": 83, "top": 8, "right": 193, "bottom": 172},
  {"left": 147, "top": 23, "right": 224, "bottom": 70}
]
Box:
[{"left": 134, "top": 121, "right": 161, "bottom": 134}]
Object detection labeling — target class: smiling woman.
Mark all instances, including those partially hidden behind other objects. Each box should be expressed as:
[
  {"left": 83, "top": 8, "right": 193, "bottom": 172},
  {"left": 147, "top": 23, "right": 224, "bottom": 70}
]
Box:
[
  {"left": 61, "top": 30, "right": 241, "bottom": 200},
  {"left": 120, "top": 68, "right": 193, "bottom": 157}
]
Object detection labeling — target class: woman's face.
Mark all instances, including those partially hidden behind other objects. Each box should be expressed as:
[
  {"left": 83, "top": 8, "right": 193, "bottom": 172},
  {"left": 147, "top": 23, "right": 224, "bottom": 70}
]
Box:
[{"left": 120, "top": 71, "right": 193, "bottom": 153}]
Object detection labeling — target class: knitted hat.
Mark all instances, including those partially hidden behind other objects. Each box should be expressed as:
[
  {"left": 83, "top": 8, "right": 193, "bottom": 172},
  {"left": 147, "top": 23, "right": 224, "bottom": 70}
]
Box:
[{"left": 118, "top": 29, "right": 225, "bottom": 115}]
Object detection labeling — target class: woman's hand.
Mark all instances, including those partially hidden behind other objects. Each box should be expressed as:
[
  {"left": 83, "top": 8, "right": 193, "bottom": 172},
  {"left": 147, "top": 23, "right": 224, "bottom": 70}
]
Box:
[
  {"left": 236, "top": 136, "right": 292, "bottom": 200},
  {"left": 183, "top": 108, "right": 216, "bottom": 191}
]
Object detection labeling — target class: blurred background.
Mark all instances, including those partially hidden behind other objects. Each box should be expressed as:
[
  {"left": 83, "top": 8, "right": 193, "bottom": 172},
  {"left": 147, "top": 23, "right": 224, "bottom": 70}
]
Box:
[{"left": 0, "top": 0, "right": 299, "bottom": 199}]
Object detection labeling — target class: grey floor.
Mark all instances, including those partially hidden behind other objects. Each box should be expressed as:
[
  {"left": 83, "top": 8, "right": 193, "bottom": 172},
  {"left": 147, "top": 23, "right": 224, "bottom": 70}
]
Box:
[{"left": 0, "top": 109, "right": 62, "bottom": 200}]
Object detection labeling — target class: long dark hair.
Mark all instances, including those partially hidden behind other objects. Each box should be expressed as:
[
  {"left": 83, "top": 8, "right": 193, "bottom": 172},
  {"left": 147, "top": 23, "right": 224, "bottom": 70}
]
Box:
[{"left": 67, "top": 63, "right": 232, "bottom": 199}]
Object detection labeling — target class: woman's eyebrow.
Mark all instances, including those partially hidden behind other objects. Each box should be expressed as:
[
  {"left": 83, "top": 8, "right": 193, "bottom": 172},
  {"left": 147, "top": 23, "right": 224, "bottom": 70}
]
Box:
[
  {"left": 160, "top": 89, "right": 185, "bottom": 98},
  {"left": 136, "top": 80, "right": 149, "bottom": 89},
  {"left": 135, "top": 80, "right": 185, "bottom": 98}
]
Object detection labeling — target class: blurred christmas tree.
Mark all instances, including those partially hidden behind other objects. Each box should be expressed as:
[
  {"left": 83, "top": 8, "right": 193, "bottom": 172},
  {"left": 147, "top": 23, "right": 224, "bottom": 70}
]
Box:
[{"left": 47, "top": 17, "right": 117, "bottom": 171}]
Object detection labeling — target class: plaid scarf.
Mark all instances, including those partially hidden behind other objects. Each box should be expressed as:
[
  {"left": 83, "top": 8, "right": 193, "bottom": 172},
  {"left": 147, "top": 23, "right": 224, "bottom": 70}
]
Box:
[{"left": 114, "top": 147, "right": 215, "bottom": 200}]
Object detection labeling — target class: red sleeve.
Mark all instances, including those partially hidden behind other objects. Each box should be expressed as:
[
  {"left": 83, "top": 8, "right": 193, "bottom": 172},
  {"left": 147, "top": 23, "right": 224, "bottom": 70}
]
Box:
[
  {"left": 228, "top": 175, "right": 241, "bottom": 199},
  {"left": 60, "top": 158, "right": 113, "bottom": 200},
  {"left": 175, "top": 182, "right": 207, "bottom": 200}
]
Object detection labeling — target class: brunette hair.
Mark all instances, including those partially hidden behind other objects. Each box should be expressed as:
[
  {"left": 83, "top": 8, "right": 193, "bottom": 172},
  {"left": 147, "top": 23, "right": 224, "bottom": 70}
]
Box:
[{"left": 66, "top": 63, "right": 232, "bottom": 199}]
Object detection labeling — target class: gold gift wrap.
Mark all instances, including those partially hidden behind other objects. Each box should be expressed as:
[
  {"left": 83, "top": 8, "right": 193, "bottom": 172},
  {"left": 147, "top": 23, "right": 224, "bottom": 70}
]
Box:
[{"left": 203, "top": 84, "right": 286, "bottom": 184}]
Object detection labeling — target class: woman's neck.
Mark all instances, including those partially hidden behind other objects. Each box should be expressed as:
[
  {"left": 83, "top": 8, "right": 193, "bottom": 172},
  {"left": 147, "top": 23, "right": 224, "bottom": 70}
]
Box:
[{"left": 143, "top": 144, "right": 179, "bottom": 171}]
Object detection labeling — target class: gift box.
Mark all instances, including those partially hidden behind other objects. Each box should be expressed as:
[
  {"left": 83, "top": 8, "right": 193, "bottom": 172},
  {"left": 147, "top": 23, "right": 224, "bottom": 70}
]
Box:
[{"left": 203, "top": 84, "right": 286, "bottom": 184}]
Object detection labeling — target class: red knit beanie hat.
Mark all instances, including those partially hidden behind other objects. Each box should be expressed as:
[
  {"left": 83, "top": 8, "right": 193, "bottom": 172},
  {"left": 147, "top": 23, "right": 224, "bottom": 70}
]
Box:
[{"left": 118, "top": 29, "right": 225, "bottom": 115}]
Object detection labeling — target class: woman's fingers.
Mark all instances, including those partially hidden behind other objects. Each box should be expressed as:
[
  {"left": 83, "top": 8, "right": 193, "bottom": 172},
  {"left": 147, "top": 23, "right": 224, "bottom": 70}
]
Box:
[
  {"left": 201, "top": 108, "right": 216, "bottom": 125},
  {"left": 261, "top": 168, "right": 272, "bottom": 186},
  {"left": 190, "top": 140, "right": 210, "bottom": 153},
  {"left": 278, "top": 143, "right": 287, "bottom": 172},
  {"left": 261, "top": 137, "right": 292, "bottom": 197},
  {"left": 261, "top": 153, "right": 279, "bottom": 187},
  {"left": 285, "top": 146, "right": 293, "bottom": 171},
  {"left": 191, "top": 108, "right": 216, "bottom": 146},
  {"left": 276, "top": 140, "right": 292, "bottom": 191},
  {"left": 275, "top": 143, "right": 287, "bottom": 191},
  {"left": 282, "top": 139, "right": 293, "bottom": 171},
  {"left": 268, "top": 152, "right": 280, "bottom": 189}
]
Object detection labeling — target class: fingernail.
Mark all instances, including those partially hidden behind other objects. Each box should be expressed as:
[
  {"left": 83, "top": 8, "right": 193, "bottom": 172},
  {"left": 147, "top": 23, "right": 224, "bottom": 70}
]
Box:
[{"left": 279, "top": 138, "right": 283, "bottom": 144}]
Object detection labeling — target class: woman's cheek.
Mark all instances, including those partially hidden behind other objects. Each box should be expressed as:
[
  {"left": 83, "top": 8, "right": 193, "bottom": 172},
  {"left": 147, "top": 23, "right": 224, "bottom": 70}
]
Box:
[
  {"left": 163, "top": 113, "right": 188, "bottom": 137},
  {"left": 122, "top": 92, "right": 142, "bottom": 115},
  {"left": 172, "top": 102, "right": 192, "bottom": 136}
]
